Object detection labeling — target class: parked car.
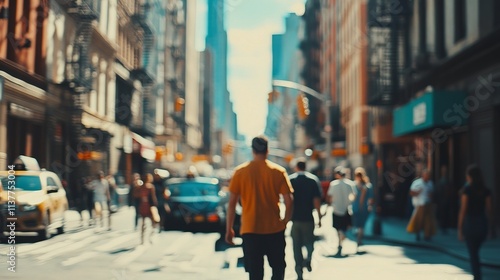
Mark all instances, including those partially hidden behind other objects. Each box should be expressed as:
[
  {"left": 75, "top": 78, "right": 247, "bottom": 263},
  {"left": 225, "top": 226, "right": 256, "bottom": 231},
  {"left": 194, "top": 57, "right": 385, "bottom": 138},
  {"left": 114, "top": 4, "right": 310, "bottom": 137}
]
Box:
[
  {"left": 163, "top": 177, "right": 227, "bottom": 232},
  {"left": 0, "top": 156, "right": 68, "bottom": 240}
]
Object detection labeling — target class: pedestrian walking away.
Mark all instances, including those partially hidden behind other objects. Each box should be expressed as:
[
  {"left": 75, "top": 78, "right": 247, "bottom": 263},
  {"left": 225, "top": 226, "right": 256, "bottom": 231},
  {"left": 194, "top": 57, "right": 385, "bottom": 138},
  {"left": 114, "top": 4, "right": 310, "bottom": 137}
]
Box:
[
  {"left": 406, "top": 168, "right": 436, "bottom": 241},
  {"left": 84, "top": 176, "right": 95, "bottom": 225},
  {"left": 106, "top": 174, "right": 118, "bottom": 213},
  {"left": 352, "top": 167, "right": 374, "bottom": 250},
  {"left": 90, "top": 171, "right": 112, "bottom": 230},
  {"left": 327, "top": 166, "right": 355, "bottom": 256},
  {"left": 225, "top": 136, "right": 294, "bottom": 280},
  {"left": 153, "top": 171, "right": 168, "bottom": 232},
  {"left": 130, "top": 173, "right": 141, "bottom": 230},
  {"left": 133, "top": 173, "right": 159, "bottom": 244},
  {"left": 289, "top": 158, "right": 323, "bottom": 280},
  {"left": 458, "top": 164, "right": 493, "bottom": 280}
]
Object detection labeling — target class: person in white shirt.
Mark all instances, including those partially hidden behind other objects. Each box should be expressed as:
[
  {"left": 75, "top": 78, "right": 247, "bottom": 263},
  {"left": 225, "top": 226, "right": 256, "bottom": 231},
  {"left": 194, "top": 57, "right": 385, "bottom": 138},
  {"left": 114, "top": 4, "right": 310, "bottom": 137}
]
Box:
[
  {"left": 407, "top": 169, "right": 436, "bottom": 241},
  {"left": 327, "top": 166, "right": 355, "bottom": 256}
]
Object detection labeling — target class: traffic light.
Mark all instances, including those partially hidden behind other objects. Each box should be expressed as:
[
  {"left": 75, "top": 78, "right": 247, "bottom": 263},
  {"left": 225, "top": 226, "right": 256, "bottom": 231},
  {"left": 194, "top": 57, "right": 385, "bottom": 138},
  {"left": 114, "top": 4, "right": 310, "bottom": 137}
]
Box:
[
  {"left": 222, "top": 143, "right": 233, "bottom": 155},
  {"left": 296, "top": 93, "right": 310, "bottom": 120},
  {"left": 175, "top": 97, "right": 185, "bottom": 112}
]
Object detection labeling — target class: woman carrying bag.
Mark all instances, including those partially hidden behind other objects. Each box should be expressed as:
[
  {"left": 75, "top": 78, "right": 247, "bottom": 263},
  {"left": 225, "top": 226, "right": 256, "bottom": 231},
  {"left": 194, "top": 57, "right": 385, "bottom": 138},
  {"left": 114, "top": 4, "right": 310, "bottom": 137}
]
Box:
[{"left": 133, "top": 173, "right": 159, "bottom": 244}]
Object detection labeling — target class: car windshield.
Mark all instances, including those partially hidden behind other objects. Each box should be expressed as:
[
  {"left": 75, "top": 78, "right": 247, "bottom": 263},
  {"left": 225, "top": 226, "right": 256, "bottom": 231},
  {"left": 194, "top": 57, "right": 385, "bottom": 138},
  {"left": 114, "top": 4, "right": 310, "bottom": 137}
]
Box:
[
  {"left": 0, "top": 175, "right": 42, "bottom": 191},
  {"left": 169, "top": 182, "right": 219, "bottom": 197}
]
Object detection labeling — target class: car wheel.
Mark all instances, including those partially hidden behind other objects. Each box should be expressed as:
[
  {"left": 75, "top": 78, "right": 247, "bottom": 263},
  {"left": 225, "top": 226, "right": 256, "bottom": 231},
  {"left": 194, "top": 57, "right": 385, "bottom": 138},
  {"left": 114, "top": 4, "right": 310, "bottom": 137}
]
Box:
[
  {"left": 163, "top": 214, "right": 178, "bottom": 231},
  {"left": 38, "top": 213, "right": 51, "bottom": 241},
  {"left": 57, "top": 218, "right": 65, "bottom": 235}
]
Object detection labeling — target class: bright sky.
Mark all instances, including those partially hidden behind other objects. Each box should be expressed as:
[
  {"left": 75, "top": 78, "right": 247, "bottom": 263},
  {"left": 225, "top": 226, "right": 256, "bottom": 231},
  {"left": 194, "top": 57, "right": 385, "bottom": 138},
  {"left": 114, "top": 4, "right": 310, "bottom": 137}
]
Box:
[{"left": 196, "top": 0, "right": 306, "bottom": 140}]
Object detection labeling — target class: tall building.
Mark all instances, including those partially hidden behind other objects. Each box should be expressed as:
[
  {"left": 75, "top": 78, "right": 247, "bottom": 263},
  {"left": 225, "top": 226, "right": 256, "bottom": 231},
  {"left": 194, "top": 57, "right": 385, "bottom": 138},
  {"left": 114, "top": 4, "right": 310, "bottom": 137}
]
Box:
[
  {"left": 320, "top": 0, "right": 346, "bottom": 175},
  {"left": 1, "top": 0, "right": 165, "bottom": 202},
  {"left": 264, "top": 13, "right": 305, "bottom": 168},
  {"left": 159, "top": 0, "right": 188, "bottom": 173},
  {"left": 300, "top": 0, "right": 323, "bottom": 143},
  {"left": 0, "top": 0, "right": 54, "bottom": 171},
  {"left": 337, "top": 0, "right": 373, "bottom": 174},
  {"left": 366, "top": 0, "right": 413, "bottom": 216},
  {"left": 200, "top": 50, "right": 213, "bottom": 156},
  {"left": 184, "top": 0, "right": 202, "bottom": 156},
  {"left": 205, "top": 0, "right": 238, "bottom": 168},
  {"left": 46, "top": 0, "right": 122, "bottom": 194},
  {"left": 378, "top": 0, "right": 500, "bottom": 227},
  {"left": 206, "top": 0, "right": 228, "bottom": 132}
]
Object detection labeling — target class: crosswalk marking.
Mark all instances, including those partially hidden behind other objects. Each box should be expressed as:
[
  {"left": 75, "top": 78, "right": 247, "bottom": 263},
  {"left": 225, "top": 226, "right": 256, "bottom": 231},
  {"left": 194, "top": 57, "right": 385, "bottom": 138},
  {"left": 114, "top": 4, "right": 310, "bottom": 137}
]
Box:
[
  {"left": 94, "top": 232, "right": 137, "bottom": 252},
  {"left": 37, "top": 235, "right": 102, "bottom": 262},
  {"left": 162, "top": 232, "right": 194, "bottom": 255},
  {"left": 112, "top": 243, "right": 149, "bottom": 266},
  {"left": 1, "top": 224, "right": 244, "bottom": 276},
  {"left": 67, "top": 228, "right": 98, "bottom": 240},
  {"left": 61, "top": 251, "right": 99, "bottom": 266},
  {"left": 189, "top": 233, "right": 220, "bottom": 264},
  {"left": 20, "top": 239, "right": 72, "bottom": 255}
]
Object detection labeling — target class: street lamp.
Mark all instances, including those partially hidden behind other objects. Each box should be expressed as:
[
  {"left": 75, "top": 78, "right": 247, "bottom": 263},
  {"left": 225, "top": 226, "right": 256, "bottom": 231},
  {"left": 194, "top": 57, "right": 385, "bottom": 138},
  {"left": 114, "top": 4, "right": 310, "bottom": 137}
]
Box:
[{"left": 271, "top": 80, "right": 332, "bottom": 177}]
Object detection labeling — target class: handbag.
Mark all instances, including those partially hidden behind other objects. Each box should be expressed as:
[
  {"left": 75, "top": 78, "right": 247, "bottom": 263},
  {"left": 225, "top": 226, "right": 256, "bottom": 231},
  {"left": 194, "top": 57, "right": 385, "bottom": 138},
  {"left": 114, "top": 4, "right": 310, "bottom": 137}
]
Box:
[{"left": 150, "top": 206, "right": 160, "bottom": 223}]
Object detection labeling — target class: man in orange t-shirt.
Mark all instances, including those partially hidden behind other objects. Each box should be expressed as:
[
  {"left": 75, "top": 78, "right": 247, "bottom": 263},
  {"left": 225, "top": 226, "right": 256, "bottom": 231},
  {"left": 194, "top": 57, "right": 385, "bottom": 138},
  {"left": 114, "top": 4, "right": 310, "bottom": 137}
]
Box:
[{"left": 226, "top": 136, "right": 294, "bottom": 280}]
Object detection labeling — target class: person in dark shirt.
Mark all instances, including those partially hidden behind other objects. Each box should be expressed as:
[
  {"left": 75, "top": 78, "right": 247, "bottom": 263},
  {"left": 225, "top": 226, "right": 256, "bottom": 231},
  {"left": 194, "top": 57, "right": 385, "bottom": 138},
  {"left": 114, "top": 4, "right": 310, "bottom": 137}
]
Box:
[
  {"left": 458, "top": 164, "right": 493, "bottom": 280},
  {"left": 153, "top": 171, "right": 166, "bottom": 232},
  {"left": 289, "top": 159, "right": 323, "bottom": 280}
]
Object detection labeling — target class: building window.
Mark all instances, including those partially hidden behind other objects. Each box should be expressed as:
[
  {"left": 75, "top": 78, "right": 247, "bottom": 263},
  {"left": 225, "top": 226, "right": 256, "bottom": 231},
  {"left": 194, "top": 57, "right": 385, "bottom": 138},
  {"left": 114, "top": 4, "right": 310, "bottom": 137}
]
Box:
[
  {"left": 454, "top": 0, "right": 466, "bottom": 42},
  {"left": 418, "top": 0, "right": 427, "bottom": 54},
  {"left": 495, "top": 0, "right": 500, "bottom": 27},
  {"left": 435, "top": 0, "right": 446, "bottom": 58}
]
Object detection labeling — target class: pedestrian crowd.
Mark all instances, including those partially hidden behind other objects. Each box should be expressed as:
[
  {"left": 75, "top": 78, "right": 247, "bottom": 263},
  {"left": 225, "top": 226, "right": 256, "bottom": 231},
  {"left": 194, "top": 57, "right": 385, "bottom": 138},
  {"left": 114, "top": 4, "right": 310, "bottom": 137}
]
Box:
[
  {"left": 70, "top": 135, "right": 493, "bottom": 280},
  {"left": 225, "top": 136, "right": 375, "bottom": 280},
  {"left": 225, "top": 136, "right": 494, "bottom": 280},
  {"left": 75, "top": 169, "right": 169, "bottom": 244}
]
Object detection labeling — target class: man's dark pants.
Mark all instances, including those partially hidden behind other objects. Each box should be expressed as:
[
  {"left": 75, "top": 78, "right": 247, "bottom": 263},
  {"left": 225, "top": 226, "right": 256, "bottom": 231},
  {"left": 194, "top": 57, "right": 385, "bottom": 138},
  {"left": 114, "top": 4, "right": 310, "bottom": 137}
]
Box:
[
  {"left": 242, "top": 230, "right": 286, "bottom": 280},
  {"left": 291, "top": 221, "right": 315, "bottom": 278}
]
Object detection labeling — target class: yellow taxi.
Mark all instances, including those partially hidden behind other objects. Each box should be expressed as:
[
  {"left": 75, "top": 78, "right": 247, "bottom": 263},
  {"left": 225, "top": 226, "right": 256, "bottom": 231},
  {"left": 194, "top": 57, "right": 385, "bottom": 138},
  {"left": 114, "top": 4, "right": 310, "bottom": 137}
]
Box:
[{"left": 0, "top": 156, "right": 68, "bottom": 240}]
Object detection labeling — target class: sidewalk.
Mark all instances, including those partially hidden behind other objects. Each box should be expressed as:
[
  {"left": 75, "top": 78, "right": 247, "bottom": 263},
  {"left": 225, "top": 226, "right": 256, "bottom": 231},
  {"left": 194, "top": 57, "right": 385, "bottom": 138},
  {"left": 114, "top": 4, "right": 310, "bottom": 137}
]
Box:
[{"left": 364, "top": 214, "right": 500, "bottom": 269}]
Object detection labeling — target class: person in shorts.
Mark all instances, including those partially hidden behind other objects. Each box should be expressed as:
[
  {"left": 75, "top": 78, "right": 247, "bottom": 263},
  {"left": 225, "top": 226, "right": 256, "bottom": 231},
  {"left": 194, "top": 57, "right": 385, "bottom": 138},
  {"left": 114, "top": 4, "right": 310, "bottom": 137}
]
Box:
[{"left": 327, "top": 166, "right": 355, "bottom": 256}]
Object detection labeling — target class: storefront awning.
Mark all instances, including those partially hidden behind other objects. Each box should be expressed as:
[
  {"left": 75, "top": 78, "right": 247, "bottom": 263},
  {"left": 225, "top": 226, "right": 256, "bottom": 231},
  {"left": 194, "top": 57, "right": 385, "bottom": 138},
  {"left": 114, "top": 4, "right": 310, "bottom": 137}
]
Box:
[
  {"left": 132, "top": 133, "right": 156, "bottom": 161},
  {"left": 393, "top": 91, "right": 467, "bottom": 137}
]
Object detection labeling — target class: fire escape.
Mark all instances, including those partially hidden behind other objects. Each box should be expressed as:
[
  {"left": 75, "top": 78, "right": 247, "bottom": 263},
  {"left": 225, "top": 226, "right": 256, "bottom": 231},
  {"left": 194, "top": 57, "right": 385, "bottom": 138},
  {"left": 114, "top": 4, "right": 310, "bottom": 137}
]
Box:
[
  {"left": 131, "top": 1, "right": 155, "bottom": 136},
  {"left": 166, "top": 2, "right": 186, "bottom": 133},
  {"left": 55, "top": 0, "right": 99, "bottom": 150},
  {"left": 367, "top": 0, "right": 410, "bottom": 106}
]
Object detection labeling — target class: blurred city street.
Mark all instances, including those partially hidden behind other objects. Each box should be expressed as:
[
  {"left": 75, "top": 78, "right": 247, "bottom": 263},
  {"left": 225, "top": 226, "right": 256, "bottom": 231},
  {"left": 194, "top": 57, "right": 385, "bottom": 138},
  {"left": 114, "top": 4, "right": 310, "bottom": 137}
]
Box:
[
  {"left": 1, "top": 0, "right": 500, "bottom": 279},
  {"left": 1, "top": 206, "right": 499, "bottom": 280}
]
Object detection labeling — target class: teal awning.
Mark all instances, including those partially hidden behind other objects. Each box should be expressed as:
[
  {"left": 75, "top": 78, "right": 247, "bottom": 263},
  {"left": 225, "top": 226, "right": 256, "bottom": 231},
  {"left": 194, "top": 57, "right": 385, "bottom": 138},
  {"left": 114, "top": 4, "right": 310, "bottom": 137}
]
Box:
[{"left": 393, "top": 91, "right": 467, "bottom": 137}]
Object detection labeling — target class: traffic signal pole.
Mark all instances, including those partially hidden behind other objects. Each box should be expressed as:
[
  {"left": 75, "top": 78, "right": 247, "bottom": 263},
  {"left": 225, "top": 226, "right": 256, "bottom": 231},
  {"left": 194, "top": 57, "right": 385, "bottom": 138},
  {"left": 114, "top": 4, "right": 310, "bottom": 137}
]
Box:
[{"left": 272, "top": 80, "right": 332, "bottom": 178}]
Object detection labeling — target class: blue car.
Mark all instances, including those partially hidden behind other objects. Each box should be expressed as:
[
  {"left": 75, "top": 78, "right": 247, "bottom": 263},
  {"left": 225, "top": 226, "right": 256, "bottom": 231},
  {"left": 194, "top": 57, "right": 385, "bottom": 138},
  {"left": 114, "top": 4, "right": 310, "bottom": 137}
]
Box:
[{"left": 164, "top": 177, "right": 228, "bottom": 232}]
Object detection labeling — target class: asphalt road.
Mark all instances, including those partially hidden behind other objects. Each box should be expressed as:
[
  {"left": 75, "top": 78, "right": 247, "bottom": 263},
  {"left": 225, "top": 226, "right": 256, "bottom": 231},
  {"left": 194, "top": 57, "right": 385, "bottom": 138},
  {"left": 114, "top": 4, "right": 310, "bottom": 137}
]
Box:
[{"left": 0, "top": 208, "right": 498, "bottom": 279}]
